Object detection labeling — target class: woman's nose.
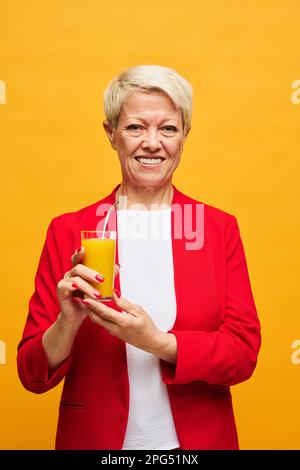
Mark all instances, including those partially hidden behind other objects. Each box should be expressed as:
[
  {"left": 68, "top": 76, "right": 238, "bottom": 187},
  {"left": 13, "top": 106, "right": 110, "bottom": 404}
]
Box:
[{"left": 141, "top": 128, "right": 162, "bottom": 151}]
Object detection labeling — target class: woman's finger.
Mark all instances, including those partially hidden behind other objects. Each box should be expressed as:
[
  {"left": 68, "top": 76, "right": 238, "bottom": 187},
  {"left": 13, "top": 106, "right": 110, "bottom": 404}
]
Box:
[
  {"left": 71, "top": 246, "right": 85, "bottom": 267},
  {"left": 79, "top": 298, "right": 127, "bottom": 324},
  {"left": 57, "top": 277, "right": 102, "bottom": 301},
  {"left": 57, "top": 278, "right": 80, "bottom": 299},
  {"left": 112, "top": 292, "right": 141, "bottom": 316},
  {"left": 80, "top": 301, "right": 119, "bottom": 331},
  {"left": 69, "top": 264, "right": 105, "bottom": 285}
]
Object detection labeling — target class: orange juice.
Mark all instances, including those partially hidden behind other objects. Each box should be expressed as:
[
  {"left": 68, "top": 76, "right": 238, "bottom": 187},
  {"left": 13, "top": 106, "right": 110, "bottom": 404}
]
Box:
[{"left": 81, "top": 235, "right": 116, "bottom": 300}]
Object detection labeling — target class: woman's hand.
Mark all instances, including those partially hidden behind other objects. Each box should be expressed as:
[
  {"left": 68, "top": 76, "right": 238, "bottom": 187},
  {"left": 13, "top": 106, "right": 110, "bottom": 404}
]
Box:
[
  {"left": 74, "top": 292, "right": 175, "bottom": 360},
  {"left": 56, "top": 247, "right": 120, "bottom": 331}
]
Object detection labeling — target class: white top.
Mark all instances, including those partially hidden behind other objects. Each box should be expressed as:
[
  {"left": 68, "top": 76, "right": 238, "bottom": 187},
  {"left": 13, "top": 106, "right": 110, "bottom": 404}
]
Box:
[{"left": 117, "top": 208, "right": 180, "bottom": 450}]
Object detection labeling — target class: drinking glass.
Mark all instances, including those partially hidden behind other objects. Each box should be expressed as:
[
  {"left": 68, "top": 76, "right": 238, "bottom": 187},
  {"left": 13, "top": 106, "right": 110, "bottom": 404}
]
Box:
[{"left": 81, "top": 230, "right": 117, "bottom": 301}]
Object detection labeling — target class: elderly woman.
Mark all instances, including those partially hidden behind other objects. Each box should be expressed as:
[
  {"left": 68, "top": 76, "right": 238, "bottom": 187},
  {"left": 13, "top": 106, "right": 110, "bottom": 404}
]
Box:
[{"left": 17, "top": 65, "right": 261, "bottom": 450}]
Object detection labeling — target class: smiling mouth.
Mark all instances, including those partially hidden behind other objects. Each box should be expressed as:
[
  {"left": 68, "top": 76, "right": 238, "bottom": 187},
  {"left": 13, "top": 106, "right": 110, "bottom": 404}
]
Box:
[{"left": 134, "top": 156, "right": 166, "bottom": 166}]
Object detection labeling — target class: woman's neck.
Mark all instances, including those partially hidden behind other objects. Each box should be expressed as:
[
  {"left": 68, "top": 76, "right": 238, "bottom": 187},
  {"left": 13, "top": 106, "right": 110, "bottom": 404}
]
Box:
[{"left": 115, "top": 181, "right": 174, "bottom": 210}]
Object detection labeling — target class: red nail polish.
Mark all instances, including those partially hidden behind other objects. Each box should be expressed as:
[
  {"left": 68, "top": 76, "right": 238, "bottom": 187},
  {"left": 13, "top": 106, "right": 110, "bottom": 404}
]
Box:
[
  {"left": 81, "top": 299, "right": 90, "bottom": 306},
  {"left": 114, "top": 289, "right": 121, "bottom": 298},
  {"left": 93, "top": 292, "right": 102, "bottom": 299},
  {"left": 95, "top": 274, "right": 105, "bottom": 282},
  {"left": 72, "top": 283, "right": 79, "bottom": 289},
  {"left": 76, "top": 247, "right": 81, "bottom": 253}
]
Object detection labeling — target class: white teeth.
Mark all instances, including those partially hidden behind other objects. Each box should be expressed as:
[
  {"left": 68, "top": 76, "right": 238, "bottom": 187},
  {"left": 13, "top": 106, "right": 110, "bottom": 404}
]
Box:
[{"left": 136, "top": 157, "right": 163, "bottom": 165}]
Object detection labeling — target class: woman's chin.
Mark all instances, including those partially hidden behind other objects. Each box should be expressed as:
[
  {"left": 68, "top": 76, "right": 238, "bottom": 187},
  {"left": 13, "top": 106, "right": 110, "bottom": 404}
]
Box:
[{"left": 133, "top": 173, "right": 167, "bottom": 187}]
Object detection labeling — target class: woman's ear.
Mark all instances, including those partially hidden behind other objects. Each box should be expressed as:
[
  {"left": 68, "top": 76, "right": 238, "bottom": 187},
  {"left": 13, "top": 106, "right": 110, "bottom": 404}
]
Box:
[
  {"left": 184, "top": 126, "right": 191, "bottom": 140},
  {"left": 103, "top": 121, "right": 117, "bottom": 150}
]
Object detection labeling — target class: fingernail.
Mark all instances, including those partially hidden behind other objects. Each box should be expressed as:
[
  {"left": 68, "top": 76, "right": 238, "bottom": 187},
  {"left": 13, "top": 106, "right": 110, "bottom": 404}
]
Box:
[
  {"left": 114, "top": 289, "right": 121, "bottom": 298},
  {"left": 93, "top": 291, "right": 102, "bottom": 299},
  {"left": 76, "top": 247, "right": 81, "bottom": 253},
  {"left": 72, "top": 283, "right": 79, "bottom": 289},
  {"left": 95, "top": 274, "right": 105, "bottom": 282},
  {"left": 81, "top": 299, "right": 90, "bottom": 306}
]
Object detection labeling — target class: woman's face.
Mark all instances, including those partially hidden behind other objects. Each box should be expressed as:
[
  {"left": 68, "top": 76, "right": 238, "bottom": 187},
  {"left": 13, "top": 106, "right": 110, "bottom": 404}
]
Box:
[{"left": 104, "top": 90, "right": 190, "bottom": 189}]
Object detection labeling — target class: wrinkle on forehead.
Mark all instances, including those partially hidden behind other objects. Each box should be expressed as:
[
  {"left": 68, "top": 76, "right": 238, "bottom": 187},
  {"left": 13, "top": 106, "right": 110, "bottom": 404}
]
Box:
[{"left": 119, "top": 91, "right": 181, "bottom": 125}]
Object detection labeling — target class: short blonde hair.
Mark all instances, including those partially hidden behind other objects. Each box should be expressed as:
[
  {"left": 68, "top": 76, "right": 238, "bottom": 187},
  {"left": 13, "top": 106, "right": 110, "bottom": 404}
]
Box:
[{"left": 103, "top": 65, "right": 193, "bottom": 135}]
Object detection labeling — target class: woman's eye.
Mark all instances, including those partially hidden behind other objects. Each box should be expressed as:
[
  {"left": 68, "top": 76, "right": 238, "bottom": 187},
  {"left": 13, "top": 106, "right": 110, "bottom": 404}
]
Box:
[
  {"left": 126, "top": 124, "right": 178, "bottom": 135},
  {"left": 127, "top": 124, "right": 143, "bottom": 131},
  {"left": 162, "top": 126, "right": 178, "bottom": 133}
]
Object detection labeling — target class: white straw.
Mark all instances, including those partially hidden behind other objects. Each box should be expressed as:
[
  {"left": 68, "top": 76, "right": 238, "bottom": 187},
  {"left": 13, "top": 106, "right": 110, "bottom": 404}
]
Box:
[{"left": 101, "top": 200, "right": 119, "bottom": 240}]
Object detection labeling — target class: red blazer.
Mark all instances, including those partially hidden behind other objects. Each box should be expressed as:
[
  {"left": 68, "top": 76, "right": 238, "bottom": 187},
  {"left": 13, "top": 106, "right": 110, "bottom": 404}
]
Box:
[{"left": 17, "top": 184, "right": 261, "bottom": 450}]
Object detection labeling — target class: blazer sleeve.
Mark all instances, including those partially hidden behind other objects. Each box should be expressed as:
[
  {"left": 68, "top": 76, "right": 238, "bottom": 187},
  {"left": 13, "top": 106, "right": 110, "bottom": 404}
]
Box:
[
  {"left": 17, "top": 217, "right": 73, "bottom": 394},
  {"left": 160, "top": 215, "right": 261, "bottom": 387}
]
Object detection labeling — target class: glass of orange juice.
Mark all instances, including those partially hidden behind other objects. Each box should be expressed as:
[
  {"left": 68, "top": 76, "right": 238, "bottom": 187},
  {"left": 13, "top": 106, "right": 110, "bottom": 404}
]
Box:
[{"left": 81, "top": 230, "right": 117, "bottom": 302}]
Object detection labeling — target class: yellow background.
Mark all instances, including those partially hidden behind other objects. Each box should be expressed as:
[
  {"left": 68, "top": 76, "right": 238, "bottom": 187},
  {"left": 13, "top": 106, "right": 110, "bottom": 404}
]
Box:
[{"left": 0, "top": 0, "right": 299, "bottom": 450}]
